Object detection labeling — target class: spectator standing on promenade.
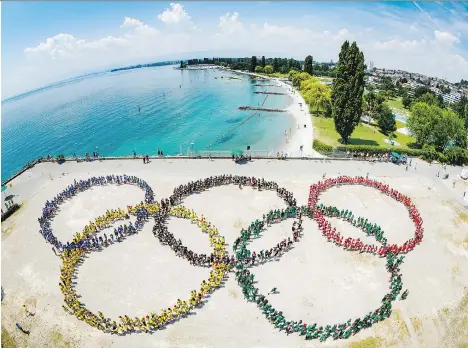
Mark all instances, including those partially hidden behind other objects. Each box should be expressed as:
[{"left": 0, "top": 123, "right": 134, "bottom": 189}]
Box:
[{"left": 16, "top": 323, "right": 29, "bottom": 335}]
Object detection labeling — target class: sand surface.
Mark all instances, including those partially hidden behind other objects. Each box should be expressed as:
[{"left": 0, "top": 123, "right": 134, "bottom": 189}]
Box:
[
  {"left": 2, "top": 158, "right": 468, "bottom": 348},
  {"left": 232, "top": 70, "right": 320, "bottom": 158}
]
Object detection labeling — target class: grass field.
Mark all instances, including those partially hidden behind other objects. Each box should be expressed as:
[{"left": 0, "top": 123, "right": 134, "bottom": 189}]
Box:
[
  {"left": 260, "top": 72, "right": 289, "bottom": 78},
  {"left": 385, "top": 97, "right": 410, "bottom": 116},
  {"left": 316, "top": 76, "right": 334, "bottom": 83},
  {"left": 313, "top": 116, "right": 414, "bottom": 148}
]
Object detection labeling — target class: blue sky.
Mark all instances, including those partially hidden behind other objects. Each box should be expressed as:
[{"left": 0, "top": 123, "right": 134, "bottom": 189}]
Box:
[{"left": 2, "top": 1, "right": 468, "bottom": 98}]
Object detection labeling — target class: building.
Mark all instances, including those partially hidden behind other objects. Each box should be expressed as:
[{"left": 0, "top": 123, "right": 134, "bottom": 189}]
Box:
[{"left": 442, "top": 93, "right": 461, "bottom": 104}]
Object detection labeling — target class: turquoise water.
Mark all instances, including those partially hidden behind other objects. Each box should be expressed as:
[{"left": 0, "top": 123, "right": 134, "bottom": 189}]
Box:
[
  {"left": 1, "top": 66, "right": 293, "bottom": 180},
  {"left": 393, "top": 113, "right": 407, "bottom": 124}
]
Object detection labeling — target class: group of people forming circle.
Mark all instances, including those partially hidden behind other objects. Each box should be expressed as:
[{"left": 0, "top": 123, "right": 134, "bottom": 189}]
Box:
[{"left": 38, "top": 173, "right": 423, "bottom": 341}]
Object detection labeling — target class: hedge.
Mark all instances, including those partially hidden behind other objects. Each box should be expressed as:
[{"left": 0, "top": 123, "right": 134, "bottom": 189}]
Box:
[
  {"left": 1, "top": 203, "right": 21, "bottom": 222},
  {"left": 313, "top": 139, "right": 333, "bottom": 154},
  {"left": 335, "top": 145, "right": 426, "bottom": 157}
]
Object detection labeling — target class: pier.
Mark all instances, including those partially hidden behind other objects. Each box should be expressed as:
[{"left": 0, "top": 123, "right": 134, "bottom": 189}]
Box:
[
  {"left": 238, "top": 106, "right": 286, "bottom": 112},
  {"left": 254, "top": 91, "right": 286, "bottom": 95},
  {"left": 206, "top": 95, "right": 269, "bottom": 148}
]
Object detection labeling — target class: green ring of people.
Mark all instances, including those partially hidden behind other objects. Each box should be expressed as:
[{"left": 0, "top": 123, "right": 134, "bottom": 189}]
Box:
[{"left": 233, "top": 205, "right": 407, "bottom": 342}]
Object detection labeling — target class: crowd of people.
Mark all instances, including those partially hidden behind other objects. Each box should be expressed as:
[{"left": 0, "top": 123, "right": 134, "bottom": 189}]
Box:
[
  {"left": 232, "top": 202, "right": 409, "bottom": 341},
  {"left": 233, "top": 207, "right": 303, "bottom": 266},
  {"left": 169, "top": 175, "right": 297, "bottom": 207},
  {"left": 60, "top": 201, "right": 230, "bottom": 335},
  {"left": 153, "top": 205, "right": 233, "bottom": 267},
  {"left": 38, "top": 175, "right": 154, "bottom": 252},
  {"left": 308, "top": 176, "right": 424, "bottom": 256},
  {"left": 34, "top": 172, "right": 423, "bottom": 341}
]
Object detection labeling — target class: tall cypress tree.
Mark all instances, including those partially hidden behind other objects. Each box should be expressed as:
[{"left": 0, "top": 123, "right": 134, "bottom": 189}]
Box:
[
  {"left": 304, "top": 55, "right": 313, "bottom": 75},
  {"left": 261, "top": 56, "right": 266, "bottom": 68},
  {"left": 273, "top": 58, "right": 279, "bottom": 72},
  {"left": 331, "top": 41, "right": 365, "bottom": 144},
  {"left": 251, "top": 56, "right": 258, "bottom": 72}
]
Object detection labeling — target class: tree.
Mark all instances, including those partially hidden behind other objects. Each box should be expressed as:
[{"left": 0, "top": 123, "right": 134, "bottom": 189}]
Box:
[
  {"left": 407, "top": 102, "right": 467, "bottom": 150},
  {"left": 415, "top": 92, "right": 438, "bottom": 106},
  {"left": 255, "top": 66, "right": 264, "bottom": 73},
  {"left": 402, "top": 94, "right": 412, "bottom": 109},
  {"left": 331, "top": 41, "right": 366, "bottom": 143},
  {"left": 432, "top": 110, "right": 467, "bottom": 151},
  {"left": 263, "top": 65, "right": 274, "bottom": 74},
  {"left": 180, "top": 60, "right": 185, "bottom": 68},
  {"left": 378, "top": 104, "right": 396, "bottom": 135},
  {"left": 453, "top": 95, "right": 468, "bottom": 129},
  {"left": 413, "top": 86, "right": 432, "bottom": 99},
  {"left": 301, "top": 78, "right": 331, "bottom": 115},
  {"left": 261, "top": 56, "right": 266, "bottom": 68},
  {"left": 250, "top": 56, "right": 257, "bottom": 72},
  {"left": 304, "top": 55, "right": 313, "bottom": 75},
  {"left": 273, "top": 58, "right": 279, "bottom": 72},
  {"left": 292, "top": 72, "right": 312, "bottom": 88},
  {"left": 363, "top": 91, "right": 384, "bottom": 121},
  {"left": 407, "top": 102, "right": 441, "bottom": 146},
  {"left": 288, "top": 69, "right": 298, "bottom": 81}
]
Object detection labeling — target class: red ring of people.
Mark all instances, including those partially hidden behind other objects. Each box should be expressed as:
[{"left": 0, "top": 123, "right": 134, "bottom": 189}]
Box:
[{"left": 308, "top": 176, "right": 424, "bottom": 256}]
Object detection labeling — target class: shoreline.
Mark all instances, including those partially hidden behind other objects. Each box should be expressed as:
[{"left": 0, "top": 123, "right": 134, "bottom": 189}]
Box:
[
  {"left": 231, "top": 70, "right": 320, "bottom": 158},
  {"left": 1, "top": 69, "right": 319, "bottom": 184}
]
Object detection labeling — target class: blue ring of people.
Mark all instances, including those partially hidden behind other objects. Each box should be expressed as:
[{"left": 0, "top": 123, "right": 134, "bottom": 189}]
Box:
[
  {"left": 38, "top": 175, "right": 154, "bottom": 252},
  {"left": 39, "top": 174, "right": 415, "bottom": 341}
]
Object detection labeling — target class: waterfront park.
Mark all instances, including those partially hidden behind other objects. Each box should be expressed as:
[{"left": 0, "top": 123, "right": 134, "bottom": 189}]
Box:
[
  {"left": 2, "top": 21, "right": 468, "bottom": 348},
  {"left": 1, "top": 156, "right": 467, "bottom": 348}
]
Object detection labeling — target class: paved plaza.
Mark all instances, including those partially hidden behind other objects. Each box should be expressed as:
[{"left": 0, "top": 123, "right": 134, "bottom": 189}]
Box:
[{"left": 1, "top": 158, "right": 467, "bottom": 348}]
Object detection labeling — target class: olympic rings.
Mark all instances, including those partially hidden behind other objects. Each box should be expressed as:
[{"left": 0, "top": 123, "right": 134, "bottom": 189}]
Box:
[
  {"left": 38, "top": 173, "right": 421, "bottom": 341},
  {"left": 308, "top": 176, "right": 424, "bottom": 256},
  {"left": 233, "top": 206, "right": 303, "bottom": 266},
  {"left": 234, "top": 205, "right": 405, "bottom": 342},
  {"left": 39, "top": 175, "right": 154, "bottom": 252},
  {"left": 60, "top": 204, "right": 229, "bottom": 334},
  {"left": 153, "top": 175, "right": 298, "bottom": 266}
]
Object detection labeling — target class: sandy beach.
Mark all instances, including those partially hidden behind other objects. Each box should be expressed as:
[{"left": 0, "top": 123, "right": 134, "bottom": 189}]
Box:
[
  {"left": 1, "top": 158, "right": 467, "bottom": 348},
  {"left": 232, "top": 70, "right": 319, "bottom": 158}
]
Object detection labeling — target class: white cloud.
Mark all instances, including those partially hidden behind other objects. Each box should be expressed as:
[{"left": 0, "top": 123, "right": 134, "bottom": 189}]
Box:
[
  {"left": 433, "top": 30, "right": 459, "bottom": 45},
  {"left": 6, "top": 6, "right": 468, "bottom": 98},
  {"left": 24, "top": 33, "right": 127, "bottom": 60},
  {"left": 219, "top": 12, "right": 244, "bottom": 35},
  {"left": 121, "top": 17, "right": 145, "bottom": 29},
  {"left": 158, "top": 3, "right": 192, "bottom": 25}
]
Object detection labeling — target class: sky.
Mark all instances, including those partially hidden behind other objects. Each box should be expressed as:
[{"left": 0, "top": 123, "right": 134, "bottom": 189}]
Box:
[{"left": 2, "top": 1, "right": 468, "bottom": 99}]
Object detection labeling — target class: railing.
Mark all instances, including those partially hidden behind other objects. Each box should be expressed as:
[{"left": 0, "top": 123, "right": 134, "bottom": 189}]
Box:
[{"left": 2, "top": 151, "right": 402, "bottom": 186}]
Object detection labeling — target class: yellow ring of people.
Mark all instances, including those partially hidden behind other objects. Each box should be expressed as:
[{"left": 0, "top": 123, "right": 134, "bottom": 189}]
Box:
[{"left": 60, "top": 203, "right": 229, "bottom": 334}]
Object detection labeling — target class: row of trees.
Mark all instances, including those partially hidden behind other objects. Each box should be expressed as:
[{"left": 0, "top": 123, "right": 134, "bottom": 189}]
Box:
[
  {"left": 288, "top": 70, "right": 332, "bottom": 116},
  {"left": 185, "top": 55, "right": 338, "bottom": 78},
  {"left": 407, "top": 102, "right": 466, "bottom": 151},
  {"left": 249, "top": 56, "right": 302, "bottom": 73}
]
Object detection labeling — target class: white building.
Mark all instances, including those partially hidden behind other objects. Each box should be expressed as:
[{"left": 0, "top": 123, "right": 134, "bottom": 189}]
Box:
[{"left": 442, "top": 93, "right": 461, "bottom": 104}]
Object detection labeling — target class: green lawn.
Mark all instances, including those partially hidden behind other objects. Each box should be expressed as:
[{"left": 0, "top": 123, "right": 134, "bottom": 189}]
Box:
[
  {"left": 259, "top": 72, "right": 289, "bottom": 78},
  {"left": 385, "top": 97, "right": 409, "bottom": 116},
  {"left": 313, "top": 116, "right": 414, "bottom": 148},
  {"left": 316, "top": 76, "right": 334, "bottom": 83}
]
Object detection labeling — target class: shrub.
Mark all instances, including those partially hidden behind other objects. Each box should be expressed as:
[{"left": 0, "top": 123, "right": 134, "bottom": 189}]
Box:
[
  {"left": 444, "top": 146, "right": 468, "bottom": 165},
  {"left": 263, "top": 65, "right": 274, "bottom": 74},
  {"left": 254, "top": 66, "right": 264, "bottom": 73},
  {"left": 335, "top": 144, "right": 426, "bottom": 157},
  {"left": 313, "top": 139, "right": 333, "bottom": 154},
  {"left": 421, "top": 144, "right": 438, "bottom": 162},
  {"left": 1, "top": 203, "right": 21, "bottom": 222}
]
